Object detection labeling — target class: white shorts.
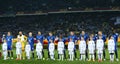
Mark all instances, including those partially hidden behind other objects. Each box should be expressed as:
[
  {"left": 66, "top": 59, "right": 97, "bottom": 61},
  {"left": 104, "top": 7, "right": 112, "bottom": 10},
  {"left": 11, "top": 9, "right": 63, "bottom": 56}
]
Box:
[
  {"left": 69, "top": 51, "right": 74, "bottom": 55},
  {"left": 80, "top": 49, "right": 85, "bottom": 54},
  {"left": 109, "top": 50, "right": 114, "bottom": 53},
  {"left": 89, "top": 50, "right": 94, "bottom": 54},
  {"left": 37, "top": 51, "right": 42, "bottom": 56},
  {"left": 97, "top": 50, "right": 103, "bottom": 54},
  {"left": 16, "top": 49, "right": 21, "bottom": 55},
  {"left": 49, "top": 51, "right": 54, "bottom": 56},
  {"left": 58, "top": 50, "right": 64, "bottom": 55},
  {"left": 26, "top": 51, "right": 30, "bottom": 56},
  {"left": 3, "top": 51, "right": 7, "bottom": 56}
]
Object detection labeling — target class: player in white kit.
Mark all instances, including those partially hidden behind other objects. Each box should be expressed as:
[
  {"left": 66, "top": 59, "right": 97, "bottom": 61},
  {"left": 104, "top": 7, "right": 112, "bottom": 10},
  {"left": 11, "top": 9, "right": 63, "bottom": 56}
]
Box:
[
  {"left": 88, "top": 36, "right": 95, "bottom": 61},
  {"left": 49, "top": 39, "right": 55, "bottom": 60},
  {"left": 36, "top": 40, "right": 43, "bottom": 60},
  {"left": 25, "top": 42, "right": 31, "bottom": 59},
  {"left": 57, "top": 38, "right": 64, "bottom": 61},
  {"left": 16, "top": 38, "right": 22, "bottom": 60},
  {"left": 108, "top": 36, "right": 115, "bottom": 62},
  {"left": 68, "top": 38, "right": 74, "bottom": 61},
  {"left": 96, "top": 36, "right": 104, "bottom": 62},
  {"left": 79, "top": 36, "right": 86, "bottom": 61},
  {"left": 2, "top": 39, "right": 7, "bottom": 60}
]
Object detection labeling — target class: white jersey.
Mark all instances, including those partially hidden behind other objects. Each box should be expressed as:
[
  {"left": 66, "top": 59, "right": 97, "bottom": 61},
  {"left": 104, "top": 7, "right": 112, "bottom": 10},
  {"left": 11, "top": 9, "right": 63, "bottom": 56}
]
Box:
[
  {"left": 49, "top": 43, "right": 55, "bottom": 55},
  {"left": 88, "top": 40, "right": 95, "bottom": 54},
  {"left": 16, "top": 42, "right": 22, "bottom": 54},
  {"left": 68, "top": 41, "right": 74, "bottom": 54},
  {"left": 17, "top": 35, "right": 25, "bottom": 41},
  {"left": 57, "top": 41, "right": 64, "bottom": 54},
  {"left": 96, "top": 39, "right": 104, "bottom": 54},
  {"left": 36, "top": 42, "right": 43, "bottom": 52},
  {"left": 25, "top": 44, "right": 31, "bottom": 56},
  {"left": 36, "top": 42, "right": 43, "bottom": 56},
  {"left": 2, "top": 43, "right": 7, "bottom": 56},
  {"left": 108, "top": 39, "right": 115, "bottom": 53},
  {"left": 25, "top": 44, "right": 31, "bottom": 52},
  {"left": 79, "top": 40, "right": 86, "bottom": 54}
]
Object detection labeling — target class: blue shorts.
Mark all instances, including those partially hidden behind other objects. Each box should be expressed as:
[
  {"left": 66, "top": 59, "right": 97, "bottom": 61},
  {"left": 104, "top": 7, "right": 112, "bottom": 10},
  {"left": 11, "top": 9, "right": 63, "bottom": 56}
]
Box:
[
  {"left": 7, "top": 46, "right": 12, "bottom": 50},
  {"left": 31, "top": 46, "right": 34, "bottom": 51}
]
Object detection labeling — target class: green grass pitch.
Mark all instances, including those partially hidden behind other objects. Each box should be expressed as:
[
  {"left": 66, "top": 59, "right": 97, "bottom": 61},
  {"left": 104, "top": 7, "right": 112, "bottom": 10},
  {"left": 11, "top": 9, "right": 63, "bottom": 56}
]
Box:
[{"left": 0, "top": 49, "right": 120, "bottom": 64}]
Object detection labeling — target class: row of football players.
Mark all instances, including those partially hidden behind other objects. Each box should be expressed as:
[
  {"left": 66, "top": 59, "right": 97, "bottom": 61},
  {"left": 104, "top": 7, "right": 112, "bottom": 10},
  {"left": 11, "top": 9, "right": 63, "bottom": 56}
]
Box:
[
  {"left": 1, "top": 31, "right": 119, "bottom": 61},
  {"left": 2, "top": 32, "right": 117, "bottom": 62}
]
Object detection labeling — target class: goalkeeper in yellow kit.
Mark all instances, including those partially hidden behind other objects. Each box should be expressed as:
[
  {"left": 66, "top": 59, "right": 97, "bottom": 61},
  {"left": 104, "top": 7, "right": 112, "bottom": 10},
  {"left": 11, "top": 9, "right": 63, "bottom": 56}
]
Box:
[{"left": 17, "top": 31, "right": 27, "bottom": 60}]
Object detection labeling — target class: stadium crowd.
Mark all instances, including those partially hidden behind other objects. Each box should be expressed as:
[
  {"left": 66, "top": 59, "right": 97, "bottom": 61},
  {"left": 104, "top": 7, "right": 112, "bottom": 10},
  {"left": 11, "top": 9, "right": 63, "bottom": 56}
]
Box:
[
  {"left": 0, "top": 12, "right": 119, "bottom": 37},
  {"left": 0, "top": 0, "right": 120, "bottom": 15}
]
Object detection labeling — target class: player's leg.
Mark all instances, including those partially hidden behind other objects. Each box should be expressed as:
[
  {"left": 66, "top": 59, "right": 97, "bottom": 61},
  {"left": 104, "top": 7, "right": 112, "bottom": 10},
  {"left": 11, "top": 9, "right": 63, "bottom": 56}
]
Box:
[
  {"left": 100, "top": 53, "right": 103, "bottom": 61},
  {"left": 11, "top": 50, "right": 13, "bottom": 59},
  {"left": 32, "top": 51, "right": 34, "bottom": 59},
  {"left": 28, "top": 52, "right": 31, "bottom": 59},
  {"left": 25, "top": 52, "right": 27, "bottom": 59},
  {"left": 4, "top": 54, "right": 7, "bottom": 60},
  {"left": 21, "top": 43, "right": 25, "bottom": 60},
  {"left": 74, "top": 49, "right": 77, "bottom": 60},
  {"left": 38, "top": 52, "right": 40, "bottom": 59},
  {"left": 92, "top": 54, "right": 95, "bottom": 61},
  {"left": 7, "top": 51, "right": 10, "bottom": 59},
  {"left": 110, "top": 53, "right": 112, "bottom": 61},
  {"left": 98, "top": 54, "right": 100, "bottom": 61},
  {"left": 71, "top": 54, "right": 74, "bottom": 61},
  {"left": 16, "top": 54, "right": 18, "bottom": 59},
  {"left": 28, "top": 56, "right": 30, "bottom": 59},
  {"left": 37, "top": 51, "right": 39, "bottom": 59},
  {"left": 85, "top": 49, "right": 88, "bottom": 60},
  {"left": 22, "top": 50, "right": 25, "bottom": 59},
  {"left": 89, "top": 54, "right": 91, "bottom": 61},
  {"left": 31, "top": 46, "right": 34, "bottom": 59},
  {"left": 60, "top": 54, "right": 62, "bottom": 60},
  {"left": 83, "top": 54, "right": 86, "bottom": 61},
  {"left": 40, "top": 52, "right": 43, "bottom": 59},
  {"left": 3, "top": 52, "right": 7, "bottom": 60},
  {"left": 94, "top": 51, "right": 96, "bottom": 60},
  {"left": 53, "top": 52, "right": 55, "bottom": 60},
  {"left": 9, "top": 46, "right": 13, "bottom": 59},
  {"left": 112, "top": 53, "right": 114, "bottom": 61},
  {"left": 80, "top": 54, "right": 81, "bottom": 60},
  {"left": 42, "top": 50, "right": 45, "bottom": 59},
  {"left": 70, "top": 54, "right": 72, "bottom": 60},
  {"left": 62, "top": 54, "right": 64, "bottom": 61},
  {"left": 20, "top": 54, "right": 22, "bottom": 60},
  {"left": 64, "top": 49, "right": 66, "bottom": 59},
  {"left": 80, "top": 54, "right": 82, "bottom": 60},
  {"left": 103, "top": 49, "right": 106, "bottom": 60},
  {"left": 58, "top": 52, "right": 59, "bottom": 60},
  {"left": 38, "top": 55, "right": 40, "bottom": 59},
  {"left": 115, "top": 50, "right": 119, "bottom": 61},
  {"left": 51, "top": 52, "right": 54, "bottom": 60},
  {"left": 110, "top": 53, "right": 114, "bottom": 61},
  {"left": 48, "top": 49, "right": 50, "bottom": 59},
  {"left": 52, "top": 55, "right": 55, "bottom": 60},
  {"left": 86, "top": 45, "right": 88, "bottom": 60}
]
